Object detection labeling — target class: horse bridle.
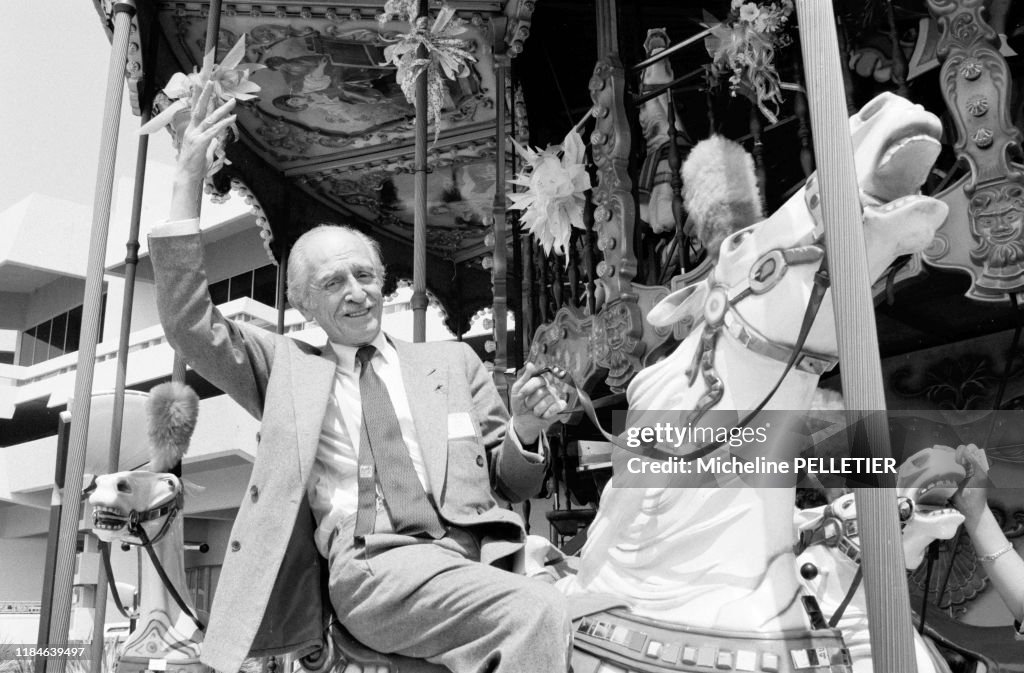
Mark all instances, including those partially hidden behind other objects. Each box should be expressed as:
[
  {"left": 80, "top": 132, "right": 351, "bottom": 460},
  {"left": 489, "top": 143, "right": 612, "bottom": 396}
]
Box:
[
  {"left": 549, "top": 238, "right": 834, "bottom": 464},
  {"left": 87, "top": 485, "right": 206, "bottom": 631},
  {"left": 796, "top": 495, "right": 915, "bottom": 627}
]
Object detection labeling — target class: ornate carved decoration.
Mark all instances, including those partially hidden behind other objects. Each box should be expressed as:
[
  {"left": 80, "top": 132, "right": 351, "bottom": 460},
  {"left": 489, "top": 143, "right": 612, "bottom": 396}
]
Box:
[
  {"left": 126, "top": 14, "right": 145, "bottom": 116},
  {"left": 991, "top": 504, "right": 1024, "bottom": 537},
  {"left": 158, "top": 8, "right": 497, "bottom": 163},
  {"left": 588, "top": 57, "right": 638, "bottom": 304},
  {"left": 528, "top": 284, "right": 676, "bottom": 395},
  {"left": 513, "top": 84, "right": 529, "bottom": 144},
  {"left": 891, "top": 354, "right": 1000, "bottom": 410},
  {"left": 502, "top": 0, "right": 535, "bottom": 57},
  {"left": 909, "top": 532, "right": 986, "bottom": 613},
  {"left": 884, "top": 326, "right": 1024, "bottom": 463},
  {"left": 525, "top": 57, "right": 663, "bottom": 392},
  {"left": 924, "top": 0, "right": 1024, "bottom": 301},
  {"left": 910, "top": 505, "right": 1024, "bottom": 614},
  {"left": 205, "top": 177, "right": 277, "bottom": 264},
  {"left": 529, "top": 306, "right": 605, "bottom": 397}
]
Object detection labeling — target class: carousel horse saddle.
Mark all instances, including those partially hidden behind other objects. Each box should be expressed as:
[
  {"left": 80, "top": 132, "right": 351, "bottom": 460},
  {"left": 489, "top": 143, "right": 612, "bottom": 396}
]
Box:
[{"left": 571, "top": 608, "right": 852, "bottom": 673}]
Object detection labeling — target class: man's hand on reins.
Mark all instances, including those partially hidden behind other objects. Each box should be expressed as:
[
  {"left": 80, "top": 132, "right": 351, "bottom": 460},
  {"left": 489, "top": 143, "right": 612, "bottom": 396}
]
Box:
[{"left": 510, "top": 362, "right": 568, "bottom": 446}]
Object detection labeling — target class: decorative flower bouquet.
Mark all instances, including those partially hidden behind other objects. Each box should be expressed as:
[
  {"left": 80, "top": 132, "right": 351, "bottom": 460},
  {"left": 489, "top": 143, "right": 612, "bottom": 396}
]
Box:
[
  {"left": 508, "top": 128, "right": 592, "bottom": 259},
  {"left": 705, "top": 0, "right": 794, "bottom": 123},
  {"left": 379, "top": 0, "right": 477, "bottom": 141},
  {"left": 139, "top": 36, "right": 263, "bottom": 176}
]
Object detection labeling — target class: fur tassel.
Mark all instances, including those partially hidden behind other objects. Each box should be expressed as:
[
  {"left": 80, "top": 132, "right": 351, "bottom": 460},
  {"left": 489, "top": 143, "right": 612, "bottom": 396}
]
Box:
[
  {"left": 682, "top": 135, "right": 763, "bottom": 260},
  {"left": 147, "top": 382, "right": 199, "bottom": 472}
]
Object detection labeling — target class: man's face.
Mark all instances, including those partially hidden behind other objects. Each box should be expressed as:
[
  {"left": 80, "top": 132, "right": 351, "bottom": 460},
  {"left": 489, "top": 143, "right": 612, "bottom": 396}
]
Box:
[{"left": 298, "top": 230, "right": 384, "bottom": 347}]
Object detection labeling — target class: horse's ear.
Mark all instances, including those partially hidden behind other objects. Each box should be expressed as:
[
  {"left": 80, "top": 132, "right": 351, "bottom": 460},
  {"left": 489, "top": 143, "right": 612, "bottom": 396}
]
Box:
[{"left": 647, "top": 281, "right": 709, "bottom": 328}]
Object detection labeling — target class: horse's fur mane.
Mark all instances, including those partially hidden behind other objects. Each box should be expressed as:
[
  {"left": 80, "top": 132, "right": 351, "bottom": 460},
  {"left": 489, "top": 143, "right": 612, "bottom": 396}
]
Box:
[
  {"left": 147, "top": 382, "right": 199, "bottom": 472},
  {"left": 682, "top": 135, "right": 762, "bottom": 260}
]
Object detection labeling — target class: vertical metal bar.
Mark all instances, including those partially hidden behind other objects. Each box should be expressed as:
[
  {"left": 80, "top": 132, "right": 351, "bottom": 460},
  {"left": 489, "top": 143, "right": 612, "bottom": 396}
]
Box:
[
  {"left": 492, "top": 53, "right": 510, "bottom": 397},
  {"left": 551, "top": 253, "right": 564, "bottom": 308},
  {"left": 567, "top": 232, "right": 579, "bottom": 304},
  {"left": 884, "top": 0, "right": 910, "bottom": 97},
  {"left": 46, "top": 4, "right": 136, "bottom": 668},
  {"left": 203, "top": 0, "right": 223, "bottom": 57},
  {"left": 834, "top": 17, "right": 858, "bottom": 115},
  {"left": 792, "top": 53, "right": 815, "bottom": 177},
  {"left": 412, "top": 0, "right": 430, "bottom": 342},
  {"left": 748, "top": 106, "right": 766, "bottom": 209},
  {"left": 276, "top": 255, "right": 287, "bottom": 335},
  {"left": 89, "top": 110, "right": 151, "bottom": 673},
  {"left": 35, "top": 413, "right": 71, "bottom": 673},
  {"left": 521, "top": 227, "right": 535, "bottom": 359},
  {"left": 795, "top": 1, "right": 917, "bottom": 671},
  {"left": 537, "top": 243, "right": 550, "bottom": 324},
  {"left": 511, "top": 212, "right": 524, "bottom": 368},
  {"left": 172, "top": 354, "right": 188, "bottom": 383}
]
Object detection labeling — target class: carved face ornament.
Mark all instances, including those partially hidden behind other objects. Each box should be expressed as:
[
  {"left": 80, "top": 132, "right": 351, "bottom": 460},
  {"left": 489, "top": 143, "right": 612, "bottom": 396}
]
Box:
[{"left": 969, "top": 182, "right": 1024, "bottom": 276}]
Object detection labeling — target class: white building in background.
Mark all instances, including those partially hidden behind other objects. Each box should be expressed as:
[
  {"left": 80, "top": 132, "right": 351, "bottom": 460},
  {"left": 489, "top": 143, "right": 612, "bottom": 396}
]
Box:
[{"left": 0, "top": 164, "right": 468, "bottom": 642}]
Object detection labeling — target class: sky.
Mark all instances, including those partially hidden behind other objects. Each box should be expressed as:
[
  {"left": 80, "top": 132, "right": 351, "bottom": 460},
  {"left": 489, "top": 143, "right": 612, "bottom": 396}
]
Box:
[{"left": 0, "top": 1, "right": 176, "bottom": 214}]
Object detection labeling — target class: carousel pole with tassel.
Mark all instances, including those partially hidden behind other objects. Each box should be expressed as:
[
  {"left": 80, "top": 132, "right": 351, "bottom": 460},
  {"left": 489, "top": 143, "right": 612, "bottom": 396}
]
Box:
[
  {"left": 412, "top": 0, "right": 430, "bottom": 343},
  {"left": 43, "top": 4, "right": 137, "bottom": 673},
  {"left": 794, "top": 1, "right": 918, "bottom": 670}
]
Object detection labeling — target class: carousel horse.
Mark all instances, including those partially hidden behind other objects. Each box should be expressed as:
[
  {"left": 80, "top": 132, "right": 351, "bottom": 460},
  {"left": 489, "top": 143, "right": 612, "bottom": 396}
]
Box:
[
  {"left": 796, "top": 446, "right": 969, "bottom": 673},
  {"left": 89, "top": 383, "right": 210, "bottom": 673},
  {"left": 557, "top": 92, "right": 950, "bottom": 671}
]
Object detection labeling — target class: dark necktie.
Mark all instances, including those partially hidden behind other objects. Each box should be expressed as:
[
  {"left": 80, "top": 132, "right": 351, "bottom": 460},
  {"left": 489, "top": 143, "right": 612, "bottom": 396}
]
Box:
[{"left": 353, "top": 345, "right": 445, "bottom": 538}]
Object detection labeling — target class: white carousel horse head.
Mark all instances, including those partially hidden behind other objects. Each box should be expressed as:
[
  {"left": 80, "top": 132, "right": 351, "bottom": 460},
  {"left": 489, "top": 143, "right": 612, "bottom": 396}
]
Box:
[
  {"left": 897, "top": 445, "right": 968, "bottom": 568},
  {"left": 563, "top": 93, "right": 950, "bottom": 642},
  {"left": 647, "top": 91, "right": 948, "bottom": 364},
  {"left": 796, "top": 446, "right": 968, "bottom": 673},
  {"left": 91, "top": 471, "right": 182, "bottom": 545}
]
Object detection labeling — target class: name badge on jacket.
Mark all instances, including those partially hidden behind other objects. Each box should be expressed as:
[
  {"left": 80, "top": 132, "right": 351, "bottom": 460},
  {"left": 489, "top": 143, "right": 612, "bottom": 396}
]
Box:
[{"left": 447, "top": 412, "right": 476, "bottom": 439}]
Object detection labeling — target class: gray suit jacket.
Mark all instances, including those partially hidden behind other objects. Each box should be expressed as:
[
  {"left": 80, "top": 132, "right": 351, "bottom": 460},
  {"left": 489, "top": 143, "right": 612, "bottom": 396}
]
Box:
[{"left": 149, "top": 234, "right": 547, "bottom": 673}]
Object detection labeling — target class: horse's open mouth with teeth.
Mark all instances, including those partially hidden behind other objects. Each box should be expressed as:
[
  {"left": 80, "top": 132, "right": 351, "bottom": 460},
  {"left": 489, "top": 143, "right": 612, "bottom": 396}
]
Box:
[
  {"left": 92, "top": 506, "right": 129, "bottom": 532},
  {"left": 897, "top": 446, "right": 969, "bottom": 568},
  {"left": 854, "top": 93, "right": 944, "bottom": 205}
]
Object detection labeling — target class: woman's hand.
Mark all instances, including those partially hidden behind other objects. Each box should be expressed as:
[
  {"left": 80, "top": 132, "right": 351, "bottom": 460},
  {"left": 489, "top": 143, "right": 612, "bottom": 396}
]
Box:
[{"left": 950, "top": 443, "right": 990, "bottom": 523}]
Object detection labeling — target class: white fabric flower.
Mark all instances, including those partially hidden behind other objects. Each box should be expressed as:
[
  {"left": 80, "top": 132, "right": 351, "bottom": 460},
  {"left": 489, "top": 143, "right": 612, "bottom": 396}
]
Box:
[
  {"left": 508, "top": 129, "right": 591, "bottom": 258},
  {"left": 739, "top": 3, "right": 760, "bottom": 22}
]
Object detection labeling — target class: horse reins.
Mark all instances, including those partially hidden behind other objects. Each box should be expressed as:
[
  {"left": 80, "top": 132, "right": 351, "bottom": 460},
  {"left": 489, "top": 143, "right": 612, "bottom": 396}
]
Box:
[
  {"left": 549, "top": 243, "right": 833, "bottom": 464},
  {"left": 96, "top": 491, "right": 206, "bottom": 631}
]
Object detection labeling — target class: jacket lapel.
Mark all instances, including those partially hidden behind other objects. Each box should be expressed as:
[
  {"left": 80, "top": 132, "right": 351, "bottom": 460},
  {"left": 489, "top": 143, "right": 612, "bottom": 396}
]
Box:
[
  {"left": 394, "top": 340, "right": 448, "bottom": 498},
  {"left": 289, "top": 343, "right": 336, "bottom": 485}
]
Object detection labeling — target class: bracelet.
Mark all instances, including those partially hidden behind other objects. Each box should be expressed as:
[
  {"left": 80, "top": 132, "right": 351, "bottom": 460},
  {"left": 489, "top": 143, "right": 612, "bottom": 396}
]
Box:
[{"left": 978, "top": 542, "right": 1014, "bottom": 563}]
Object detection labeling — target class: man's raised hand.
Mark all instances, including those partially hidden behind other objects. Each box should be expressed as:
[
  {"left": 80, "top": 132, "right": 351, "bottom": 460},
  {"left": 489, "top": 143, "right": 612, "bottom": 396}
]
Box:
[{"left": 169, "top": 81, "right": 237, "bottom": 221}]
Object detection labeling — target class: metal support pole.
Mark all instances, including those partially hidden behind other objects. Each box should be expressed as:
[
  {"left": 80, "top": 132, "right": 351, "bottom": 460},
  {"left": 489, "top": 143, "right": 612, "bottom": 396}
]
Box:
[
  {"left": 35, "top": 413, "right": 71, "bottom": 673},
  {"left": 276, "top": 254, "right": 287, "bottom": 335},
  {"left": 203, "top": 0, "right": 223, "bottom": 57},
  {"left": 795, "top": 1, "right": 918, "bottom": 670},
  {"left": 46, "top": 4, "right": 136, "bottom": 668},
  {"left": 492, "top": 53, "right": 510, "bottom": 398},
  {"left": 89, "top": 111, "right": 150, "bottom": 673},
  {"left": 411, "top": 0, "right": 430, "bottom": 342}
]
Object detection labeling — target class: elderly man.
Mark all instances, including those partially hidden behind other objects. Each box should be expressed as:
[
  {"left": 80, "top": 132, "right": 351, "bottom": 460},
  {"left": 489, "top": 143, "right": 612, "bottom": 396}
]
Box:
[{"left": 150, "top": 84, "right": 571, "bottom": 673}]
